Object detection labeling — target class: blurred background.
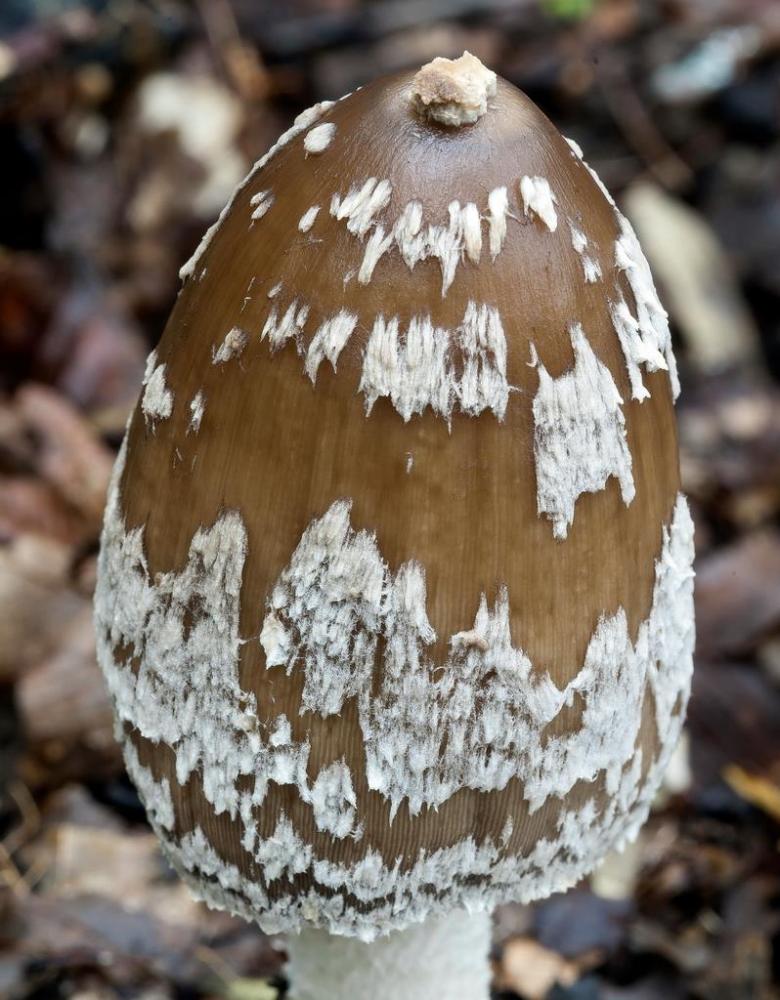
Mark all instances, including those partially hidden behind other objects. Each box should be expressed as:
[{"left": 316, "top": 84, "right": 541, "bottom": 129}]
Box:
[{"left": 1, "top": 1, "right": 780, "bottom": 998}]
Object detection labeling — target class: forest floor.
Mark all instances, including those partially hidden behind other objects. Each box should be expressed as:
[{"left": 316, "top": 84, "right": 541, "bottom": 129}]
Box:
[{"left": 1, "top": 1, "right": 780, "bottom": 997}]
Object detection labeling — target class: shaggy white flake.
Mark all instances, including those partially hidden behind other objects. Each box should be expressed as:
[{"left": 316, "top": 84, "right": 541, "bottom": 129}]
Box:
[
  {"left": 488, "top": 186, "right": 508, "bottom": 259},
  {"left": 212, "top": 326, "right": 248, "bottom": 364},
  {"left": 250, "top": 189, "right": 274, "bottom": 221},
  {"left": 457, "top": 301, "right": 510, "bottom": 419},
  {"left": 568, "top": 221, "right": 602, "bottom": 283},
  {"left": 331, "top": 178, "right": 393, "bottom": 238},
  {"left": 461, "top": 202, "right": 482, "bottom": 263},
  {"left": 304, "top": 122, "right": 336, "bottom": 155},
  {"left": 188, "top": 391, "right": 205, "bottom": 434},
  {"left": 360, "top": 315, "right": 452, "bottom": 422},
  {"left": 310, "top": 761, "right": 361, "bottom": 839},
  {"left": 298, "top": 205, "right": 321, "bottom": 233},
  {"left": 532, "top": 323, "right": 635, "bottom": 539},
  {"left": 178, "top": 98, "right": 335, "bottom": 281},
  {"left": 305, "top": 311, "right": 359, "bottom": 382},
  {"left": 141, "top": 351, "right": 173, "bottom": 428},
  {"left": 519, "top": 176, "right": 558, "bottom": 232},
  {"left": 262, "top": 300, "right": 310, "bottom": 351},
  {"left": 254, "top": 814, "right": 312, "bottom": 880},
  {"left": 341, "top": 188, "right": 511, "bottom": 295},
  {"left": 359, "top": 302, "right": 509, "bottom": 422}
]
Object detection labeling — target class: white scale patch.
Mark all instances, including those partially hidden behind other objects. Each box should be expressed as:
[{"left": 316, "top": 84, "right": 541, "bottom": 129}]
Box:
[
  {"left": 331, "top": 178, "right": 393, "bottom": 238},
  {"left": 96, "top": 430, "right": 694, "bottom": 938},
  {"left": 359, "top": 301, "right": 510, "bottom": 422},
  {"left": 337, "top": 185, "right": 513, "bottom": 296},
  {"left": 250, "top": 190, "right": 274, "bottom": 221},
  {"left": 213, "top": 326, "right": 248, "bottom": 364},
  {"left": 188, "top": 391, "right": 205, "bottom": 434},
  {"left": 532, "top": 323, "right": 635, "bottom": 539},
  {"left": 141, "top": 350, "right": 173, "bottom": 428},
  {"left": 565, "top": 136, "right": 679, "bottom": 402},
  {"left": 304, "top": 122, "right": 336, "bottom": 155},
  {"left": 298, "top": 205, "right": 321, "bottom": 233},
  {"left": 612, "top": 215, "right": 680, "bottom": 402},
  {"left": 305, "top": 310, "right": 359, "bottom": 382},
  {"left": 262, "top": 299, "right": 310, "bottom": 352},
  {"left": 568, "top": 221, "right": 602, "bottom": 283},
  {"left": 310, "top": 760, "right": 362, "bottom": 840},
  {"left": 488, "top": 186, "right": 508, "bottom": 259},
  {"left": 255, "top": 297, "right": 509, "bottom": 423},
  {"left": 520, "top": 176, "right": 558, "bottom": 232}
]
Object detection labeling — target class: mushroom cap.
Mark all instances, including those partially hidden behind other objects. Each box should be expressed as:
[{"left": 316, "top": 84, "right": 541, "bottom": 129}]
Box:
[{"left": 95, "top": 55, "right": 695, "bottom": 941}]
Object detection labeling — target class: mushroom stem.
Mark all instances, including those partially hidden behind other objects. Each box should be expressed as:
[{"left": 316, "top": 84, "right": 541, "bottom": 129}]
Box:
[{"left": 285, "top": 909, "right": 493, "bottom": 999}]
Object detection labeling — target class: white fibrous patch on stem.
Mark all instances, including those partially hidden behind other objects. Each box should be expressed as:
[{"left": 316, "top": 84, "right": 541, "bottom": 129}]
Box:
[
  {"left": 188, "top": 391, "right": 205, "bottom": 434},
  {"left": 568, "top": 221, "right": 602, "bottom": 283},
  {"left": 141, "top": 351, "right": 173, "bottom": 428},
  {"left": 331, "top": 178, "right": 393, "bottom": 238},
  {"left": 519, "top": 176, "right": 558, "bottom": 232},
  {"left": 305, "top": 310, "right": 359, "bottom": 382},
  {"left": 359, "top": 301, "right": 509, "bottom": 422},
  {"left": 179, "top": 98, "right": 335, "bottom": 281},
  {"left": 298, "top": 205, "right": 321, "bottom": 233},
  {"left": 262, "top": 299, "right": 310, "bottom": 351},
  {"left": 304, "top": 122, "right": 336, "bottom": 155},
  {"left": 268, "top": 281, "right": 283, "bottom": 299},
  {"left": 250, "top": 190, "right": 274, "bottom": 221},
  {"left": 532, "top": 323, "right": 635, "bottom": 539},
  {"left": 213, "top": 326, "right": 248, "bottom": 364}
]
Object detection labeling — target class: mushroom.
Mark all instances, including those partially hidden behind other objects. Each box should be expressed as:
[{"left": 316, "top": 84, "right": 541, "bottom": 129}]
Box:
[{"left": 94, "top": 52, "right": 695, "bottom": 999}]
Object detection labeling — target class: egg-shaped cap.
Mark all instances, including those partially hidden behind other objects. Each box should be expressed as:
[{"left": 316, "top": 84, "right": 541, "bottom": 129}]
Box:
[{"left": 94, "top": 54, "right": 694, "bottom": 941}]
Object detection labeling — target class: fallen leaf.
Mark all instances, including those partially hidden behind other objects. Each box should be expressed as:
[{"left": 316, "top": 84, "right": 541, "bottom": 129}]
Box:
[{"left": 497, "top": 937, "right": 580, "bottom": 1000}]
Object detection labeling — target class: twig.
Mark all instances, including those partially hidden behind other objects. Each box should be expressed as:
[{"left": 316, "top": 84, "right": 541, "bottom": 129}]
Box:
[{"left": 595, "top": 50, "right": 694, "bottom": 191}]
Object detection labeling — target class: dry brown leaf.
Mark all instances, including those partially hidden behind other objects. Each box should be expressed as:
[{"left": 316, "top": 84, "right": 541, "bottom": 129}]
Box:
[
  {"left": 723, "top": 765, "right": 780, "bottom": 824},
  {"left": 496, "top": 936, "right": 579, "bottom": 999},
  {"left": 0, "top": 534, "right": 83, "bottom": 682}
]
